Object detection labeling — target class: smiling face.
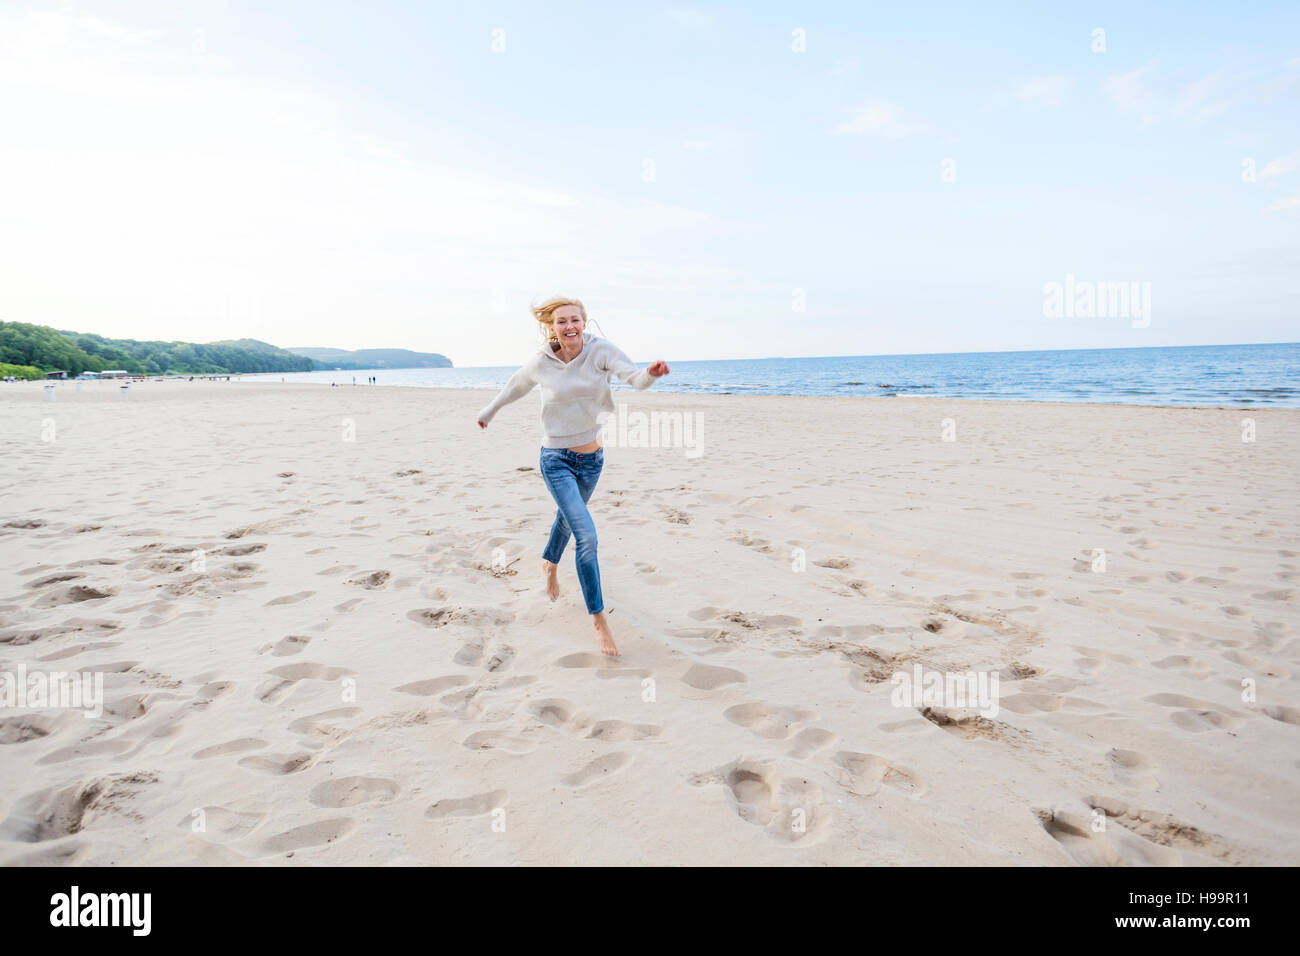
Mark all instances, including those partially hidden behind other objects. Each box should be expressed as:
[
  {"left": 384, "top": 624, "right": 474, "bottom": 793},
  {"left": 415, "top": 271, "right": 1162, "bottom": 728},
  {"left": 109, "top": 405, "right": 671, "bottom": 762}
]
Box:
[{"left": 551, "top": 305, "right": 586, "bottom": 350}]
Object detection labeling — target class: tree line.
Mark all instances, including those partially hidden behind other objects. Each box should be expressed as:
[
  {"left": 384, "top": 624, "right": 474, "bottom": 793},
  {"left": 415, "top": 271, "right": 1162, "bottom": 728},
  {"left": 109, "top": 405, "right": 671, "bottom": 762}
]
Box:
[{"left": 0, "top": 322, "right": 318, "bottom": 376}]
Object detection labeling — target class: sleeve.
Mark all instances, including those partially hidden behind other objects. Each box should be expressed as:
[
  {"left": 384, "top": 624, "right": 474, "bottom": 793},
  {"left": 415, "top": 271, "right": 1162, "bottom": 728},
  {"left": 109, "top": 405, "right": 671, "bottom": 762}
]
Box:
[
  {"left": 476, "top": 363, "right": 537, "bottom": 423},
  {"left": 599, "top": 341, "right": 656, "bottom": 390}
]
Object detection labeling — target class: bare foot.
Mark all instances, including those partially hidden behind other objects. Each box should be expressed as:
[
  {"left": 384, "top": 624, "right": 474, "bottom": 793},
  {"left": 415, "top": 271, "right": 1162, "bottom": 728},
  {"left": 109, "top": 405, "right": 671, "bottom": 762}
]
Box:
[
  {"left": 542, "top": 559, "right": 559, "bottom": 602},
  {"left": 592, "top": 612, "right": 620, "bottom": 657}
]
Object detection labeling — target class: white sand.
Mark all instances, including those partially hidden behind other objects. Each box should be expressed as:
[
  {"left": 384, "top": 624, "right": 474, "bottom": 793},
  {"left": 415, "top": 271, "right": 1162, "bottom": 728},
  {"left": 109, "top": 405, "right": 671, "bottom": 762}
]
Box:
[{"left": 1, "top": 379, "right": 1297, "bottom": 865}]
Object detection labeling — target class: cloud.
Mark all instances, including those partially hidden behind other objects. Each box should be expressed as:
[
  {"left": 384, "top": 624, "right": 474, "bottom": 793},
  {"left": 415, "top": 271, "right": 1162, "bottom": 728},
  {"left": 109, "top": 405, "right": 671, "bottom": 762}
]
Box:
[
  {"left": 1260, "top": 150, "right": 1300, "bottom": 180},
  {"left": 1267, "top": 195, "right": 1300, "bottom": 212},
  {"left": 32, "top": 11, "right": 162, "bottom": 44},
  {"left": 835, "top": 100, "right": 935, "bottom": 139},
  {"left": 1016, "top": 76, "right": 1067, "bottom": 108},
  {"left": 1174, "top": 70, "right": 1234, "bottom": 120},
  {"left": 1109, "top": 61, "right": 1294, "bottom": 128},
  {"left": 1107, "top": 58, "right": 1161, "bottom": 112}
]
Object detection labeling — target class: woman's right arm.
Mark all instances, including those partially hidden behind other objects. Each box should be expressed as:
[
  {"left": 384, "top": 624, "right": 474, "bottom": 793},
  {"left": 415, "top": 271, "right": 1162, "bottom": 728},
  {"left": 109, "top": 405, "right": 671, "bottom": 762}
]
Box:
[{"left": 476, "top": 363, "right": 537, "bottom": 426}]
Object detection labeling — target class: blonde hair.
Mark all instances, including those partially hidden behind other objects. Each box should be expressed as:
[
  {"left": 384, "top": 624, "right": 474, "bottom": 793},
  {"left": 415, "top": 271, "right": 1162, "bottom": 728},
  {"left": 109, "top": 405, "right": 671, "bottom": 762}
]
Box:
[{"left": 532, "top": 296, "right": 587, "bottom": 351}]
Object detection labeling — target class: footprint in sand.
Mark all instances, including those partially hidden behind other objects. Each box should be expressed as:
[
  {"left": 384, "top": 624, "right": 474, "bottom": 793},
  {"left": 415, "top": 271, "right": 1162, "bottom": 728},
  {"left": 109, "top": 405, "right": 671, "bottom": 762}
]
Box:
[
  {"left": 999, "top": 693, "right": 1109, "bottom": 715},
  {"left": 237, "top": 752, "right": 318, "bottom": 775},
  {"left": 1143, "top": 693, "right": 1246, "bottom": 732},
  {"left": 560, "top": 752, "right": 632, "bottom": 788},
  {"left": 723, "top": 702, "right": 816, "bottom": 740},
  {"left": 689, "top": 759, "right": 828, "bottom": 845},
  {"left": 527, "top": 698, "right": 594, "bottom": 735},
  {"left": 1221, "top": 648, "right": 1290, "bottom": 679},
  {"left": 918, "top": 706, "right": 1016, "bottom": 741},
  {"left": 5, "top": 518, "right": 47, "bottom": 529},
  {"left": 0, "top": 712, "right": 81, "bottom": 745},
  {"left": 308, "top": 776, "right": 399, "bottom": 808},
  {"left": 256, "top": 662, "right": 354, "bottom": 704},
  {"left": 1035, "top": 806, "right": 1179, "bottom": 866},
  {"left": 346, "top": 570, "right": 391, "bottom": 590},
  {"left": 0, "top": 771, "right": 159, "bottom": 843},
  {"left": 222, "top": 542, "right": 266, "bottom": 556},
  {"left": 197, "top": 681, "right": 237, "bottom": 700},
  {"left": 317, "top": 564, "right": 358, "bottom": 577},
  {"left": 395, "top": 675, "right": 470, "bottom": 697},
  {"left": 813, "top": 557, "right": 853, "bottom": 570},
  {"left": 259, "top": 634, "right": 312, "bottom": 657},
  {"left": 1261, "top": 705, "right": 1300, "bottom": 726},
  {"left": 463, "top": 731, "right": 535, "bottom": 754},
  {"left": 554, "top": 652, "right": 618, "bottom": 670},
  {"left": 586, "top": 719, "right": 662, "bottom": 742},
  {"left": 1150, "top": 654, "right": 1214, "bottom": 680},
  {"left": 788, "top": 727, "right": 835, "bottom": 759},
  {"left": 732, "top": 532, "right": 775, "bottom": 554},
  {"left": 261, "top": 819, "right": 355, "bottom": 854},
  {"left": 661, "top": 507, "right": 691, "bottom": 525},
  {"left": 192, "top": 738, "right": 268, "bottom": 759},
  {"left": 454, "top": 640, "right": 515, "bottom": 672},
  {"left": 264, "top": 591, "right": 314, "bottom": 606},
  {"left": 26, "top": 571, "right": 86, "bottom": 588},
  {"left": 183, "top": 806, "right": 267, "bottom": 842},
  {"left": 425, "top": 790, "right": 508, "bottom": 818},
  {"left": 680, "top": 662, "right": 748, "bottom": 691},
  {"left": 833, "top": 751, "right": 926, "bottom": 797},
  {"left": 1037, "top": 797, "right": 1236, "bottom": 865},
  {"left": 34, "top": 584, "right": 115, "bottom": 608},
  {"left": 287, "top": 707, "right": 363, "bottom": 742},
  {"left": 406, "top": 606, "right": 458, "bottom": 628},
  {"left": 1106, "top": 748, "right": 1159, "bottom": 791}
]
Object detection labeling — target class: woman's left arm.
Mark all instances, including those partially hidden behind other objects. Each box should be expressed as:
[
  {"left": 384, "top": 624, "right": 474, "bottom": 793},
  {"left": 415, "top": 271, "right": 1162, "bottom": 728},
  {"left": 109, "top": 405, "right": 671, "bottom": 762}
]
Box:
[{"left": 600, "top": 342, "right": 669, "bottom": 390}]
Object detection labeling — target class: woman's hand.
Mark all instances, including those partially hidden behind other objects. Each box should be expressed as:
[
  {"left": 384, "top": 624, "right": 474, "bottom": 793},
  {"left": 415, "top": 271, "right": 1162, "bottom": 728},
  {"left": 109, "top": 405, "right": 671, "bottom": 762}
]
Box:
[{"left": 647, "top": 360, "right": 670, "bottom": 378}]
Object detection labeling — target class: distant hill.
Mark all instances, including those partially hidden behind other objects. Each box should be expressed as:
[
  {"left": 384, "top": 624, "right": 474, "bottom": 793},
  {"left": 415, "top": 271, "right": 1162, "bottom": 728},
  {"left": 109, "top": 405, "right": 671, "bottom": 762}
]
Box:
[
  {"left": 287, "top": 347, "right": 453, "bottom": 369},
  {"left": 0, "top": 323, "right": 453, "bottom": 376},
  {"left": 0, "top": 322, "right": 317, "bottom": 376},
  {"left": 208, "top": 338, "right": 292, "bottom": 355}
]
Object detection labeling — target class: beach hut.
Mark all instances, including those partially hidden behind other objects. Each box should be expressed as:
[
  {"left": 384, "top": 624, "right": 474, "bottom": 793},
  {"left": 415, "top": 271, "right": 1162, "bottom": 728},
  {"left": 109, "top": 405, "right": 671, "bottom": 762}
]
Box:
[{"left": 99, "top": 370, "right": 129, "bottom": 379}]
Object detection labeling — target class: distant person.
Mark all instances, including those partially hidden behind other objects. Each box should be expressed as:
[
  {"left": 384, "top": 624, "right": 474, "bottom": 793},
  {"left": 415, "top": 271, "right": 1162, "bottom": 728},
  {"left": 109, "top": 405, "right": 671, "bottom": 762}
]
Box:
[{"left": 475, "top": 296, "right": 669, "bottom": 657}]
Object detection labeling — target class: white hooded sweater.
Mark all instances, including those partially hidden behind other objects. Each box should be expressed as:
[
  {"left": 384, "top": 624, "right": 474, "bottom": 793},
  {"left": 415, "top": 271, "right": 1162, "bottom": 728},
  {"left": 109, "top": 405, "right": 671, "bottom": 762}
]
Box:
[{"left": 476, "top": 333, "right": 658, "bottom": 448}]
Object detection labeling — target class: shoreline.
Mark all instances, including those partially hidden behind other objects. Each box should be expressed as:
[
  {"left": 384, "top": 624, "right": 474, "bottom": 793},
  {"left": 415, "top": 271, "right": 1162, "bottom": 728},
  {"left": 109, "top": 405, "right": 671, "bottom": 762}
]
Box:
[{"left": 17, "top": 375, "right": 1300, "bottom": 413}]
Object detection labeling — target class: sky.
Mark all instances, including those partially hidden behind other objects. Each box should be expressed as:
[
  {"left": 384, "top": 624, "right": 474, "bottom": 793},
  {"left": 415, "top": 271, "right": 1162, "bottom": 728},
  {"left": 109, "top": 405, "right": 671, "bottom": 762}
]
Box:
[{"left": 0, "top": 1, "right": 1296, "bottom": 367}]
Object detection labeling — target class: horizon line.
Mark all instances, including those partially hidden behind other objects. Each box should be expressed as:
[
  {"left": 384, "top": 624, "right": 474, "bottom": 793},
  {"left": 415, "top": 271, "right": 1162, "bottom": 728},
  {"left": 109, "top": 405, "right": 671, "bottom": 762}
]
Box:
[{"left": 453, "top": 339, "right": 1300, "bottom": 369}]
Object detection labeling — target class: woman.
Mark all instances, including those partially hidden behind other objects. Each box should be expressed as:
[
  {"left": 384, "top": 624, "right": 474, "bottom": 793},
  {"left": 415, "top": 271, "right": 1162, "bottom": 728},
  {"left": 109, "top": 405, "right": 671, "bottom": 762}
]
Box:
[{"left": 476, "top": 297, "right": 670, "bottom": 657}]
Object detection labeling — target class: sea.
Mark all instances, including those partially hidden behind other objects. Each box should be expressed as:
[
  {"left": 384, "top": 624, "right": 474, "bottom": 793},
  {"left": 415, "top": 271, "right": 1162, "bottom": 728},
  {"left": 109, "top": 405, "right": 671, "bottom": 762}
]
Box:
[{"left": 236, "top": 342, "right": 1300, "bottom": 408}]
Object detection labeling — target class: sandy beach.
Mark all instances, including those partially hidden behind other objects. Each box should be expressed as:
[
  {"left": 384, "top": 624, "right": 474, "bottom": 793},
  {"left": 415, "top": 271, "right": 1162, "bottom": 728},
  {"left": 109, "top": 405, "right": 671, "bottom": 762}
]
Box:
[{"left": 1, "top": 378, "right": 1297, "bottom": 865}]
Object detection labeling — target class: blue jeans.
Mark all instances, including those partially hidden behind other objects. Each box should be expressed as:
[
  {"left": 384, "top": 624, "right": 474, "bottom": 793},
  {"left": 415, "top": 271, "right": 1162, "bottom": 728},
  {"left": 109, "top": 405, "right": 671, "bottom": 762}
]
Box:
[{"left": 539, "top": 446, "right": 604, "bottom": 614}]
